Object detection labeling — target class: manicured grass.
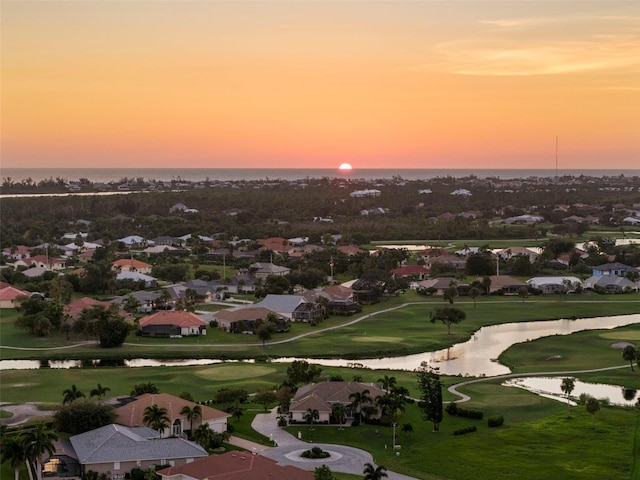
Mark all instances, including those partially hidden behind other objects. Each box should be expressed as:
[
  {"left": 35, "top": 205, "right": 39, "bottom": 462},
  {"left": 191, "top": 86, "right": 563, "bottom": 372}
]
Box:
[
  {"left": 288, "top": 400, "right": 639, "bottom": 480},
  {"left": 3, "top": 292, "right": 639, "bottom": 361},
  {"left": 499, "top": 322, "right": 640, "bottom": 376},
  {"left": 3, "top": 294, "right": 640, "bottom": 479}
]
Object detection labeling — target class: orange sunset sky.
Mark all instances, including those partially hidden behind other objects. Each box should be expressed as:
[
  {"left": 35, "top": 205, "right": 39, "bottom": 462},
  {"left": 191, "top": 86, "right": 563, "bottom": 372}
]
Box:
[{"left": 1, "top": 1, "right": 638, "bottom": 170}]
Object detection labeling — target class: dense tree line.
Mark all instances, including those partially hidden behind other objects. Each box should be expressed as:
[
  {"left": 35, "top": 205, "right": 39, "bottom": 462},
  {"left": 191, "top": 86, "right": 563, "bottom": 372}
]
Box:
[{"left": 2, "top": 175, "right": 639, "bottom": 249}]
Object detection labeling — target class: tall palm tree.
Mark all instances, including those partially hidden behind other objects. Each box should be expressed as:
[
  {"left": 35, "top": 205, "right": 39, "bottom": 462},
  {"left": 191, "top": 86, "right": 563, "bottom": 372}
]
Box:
[
  {"left": 363, "top": 462, "right": 388, "bottom": 480},
  {"left": 90, "top": 383, "right": 110, "bottom": 399},
  {"left": 1, "top": 435, "right": 27, "bottom": 480},
  {"left": 143, "top": 404, "right": 170, "bottom": 436},
  {"left": 331, "top": 403, "right": 348, "bottom": 427},
  {"left": 303, "top": 408, "right": 319, "bottom": 430},
  {"left": 377, "top": 375, "right": 397, "bottom": 392},
  {"left": 193, "top": 423, "right": 214, "bottom": 450},
  {"left": 62, "top": 385, "right": 85, "bottom": 405},
  {"left": 349, "top": 389, "right": 372, "bottom": 423},
  {"left": 22, "top": 423, "right": 58, "bottom": 480},
  {"left": 180, "top": 404, "right": 202, "bottom": 434}
]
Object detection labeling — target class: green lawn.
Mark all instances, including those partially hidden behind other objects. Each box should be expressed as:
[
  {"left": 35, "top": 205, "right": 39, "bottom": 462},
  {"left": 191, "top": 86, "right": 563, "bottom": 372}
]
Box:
[
  {"left": 2, "top": 292, "right": 640, "bottom": 361},
  {"left": 3, "top": 293, "right": 640, "bottom": 479}
]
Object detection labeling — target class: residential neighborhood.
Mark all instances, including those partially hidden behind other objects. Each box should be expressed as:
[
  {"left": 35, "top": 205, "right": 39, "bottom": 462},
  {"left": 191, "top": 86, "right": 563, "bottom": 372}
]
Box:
[{"left": 1, "top": 173, "right": 640, "bottom": 480}]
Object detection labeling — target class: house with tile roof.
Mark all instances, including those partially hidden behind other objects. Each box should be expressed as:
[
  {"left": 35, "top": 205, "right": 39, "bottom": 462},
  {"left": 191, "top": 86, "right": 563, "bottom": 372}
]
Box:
[
  {"left": 211, "top": 306, "right": 287, "bottom": 333},
  {"left": 116, "top": 393, "right": 229, "bottom": 438},
  {"left": 249, "top": 262, "right": 291, "bottom": 278},
  {"left": 253, "top": 294, "right": 322, "bottom": 322},
  {"left": 64, "top": 297, "right": 113, "bottom": 322},
  {"left": 112, "top": 258, "right": 153, "bottom": 274},
  {"left": 289, "top": 381, "right": 386, "bottom": 424},
  {"left": 138, "top": 311, "right": 206, "bottom": 336},
  {"left": 26, "top": 255, "right": 67, "bottom": 270},
  {"left": 583, "top": 275, "right": 639, "bottom": 293},
  {"left": 157, "top": 451, "right": 314, "bottom": 480},
  {"left": 1, "top": 244, "right": 31, "bottom": 260},
  {"left": 392, "top": 265, "right": 429, "bottom": 280},
  {"left": 526, "top": 276, "right": 583, "bottom": 294},
  {"left": 475, "top": 275, "right": 528, "bottom": 295},
  {"left": 0, "top": 284, "right": 30, "bottom": 308},
  {"left": 591, "top": 262, "right": 634, "bottom": 277},
  {"left": 42, "top": 424, "right": 207, "bottom": 477}
]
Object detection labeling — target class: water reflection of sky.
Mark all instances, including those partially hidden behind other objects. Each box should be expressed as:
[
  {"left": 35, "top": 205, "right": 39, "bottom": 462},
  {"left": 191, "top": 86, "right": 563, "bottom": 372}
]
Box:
[
  {"left": 275, "top": 314, "right": 640, "bottom": 377},
  {"left": 503, "top": 377, "right": 638, "bottom": 406},
  {"left": 1, "top": 314, "right": 638, "bottom": 377}
]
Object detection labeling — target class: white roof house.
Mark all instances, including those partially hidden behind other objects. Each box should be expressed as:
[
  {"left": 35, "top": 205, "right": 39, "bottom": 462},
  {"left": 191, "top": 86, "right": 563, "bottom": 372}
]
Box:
[
  {"left": 527, "top": 276, "right": 582, "bottom": 293},
  {"left": 253, "top": 294, "right": 308, "bottom": 320},
  {"left": 350, "top": 189, "right": 381, "bottom": 198}
]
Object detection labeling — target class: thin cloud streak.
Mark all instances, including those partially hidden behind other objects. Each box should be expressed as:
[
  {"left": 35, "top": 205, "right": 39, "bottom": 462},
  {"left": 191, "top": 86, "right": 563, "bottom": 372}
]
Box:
[{"left": 425, "top": 11, "right": 640, "bottom": 76}]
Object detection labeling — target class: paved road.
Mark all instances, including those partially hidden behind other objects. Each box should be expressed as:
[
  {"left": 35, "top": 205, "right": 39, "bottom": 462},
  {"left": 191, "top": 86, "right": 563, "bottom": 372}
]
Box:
[{"left": 252, "top": 408, "right": 419, "bottom": 480}]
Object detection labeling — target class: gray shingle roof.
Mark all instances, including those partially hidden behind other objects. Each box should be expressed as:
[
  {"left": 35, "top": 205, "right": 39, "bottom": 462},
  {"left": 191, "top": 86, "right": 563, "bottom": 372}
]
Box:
[{"left": 70, "top": 424, "right": 207, "bottom": 464}]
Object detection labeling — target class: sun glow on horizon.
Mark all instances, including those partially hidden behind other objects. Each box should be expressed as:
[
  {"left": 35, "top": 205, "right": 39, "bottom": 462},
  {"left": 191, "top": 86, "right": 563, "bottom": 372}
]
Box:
[{"left": 1, "top": 1, "right": 638, "bottom": 170}]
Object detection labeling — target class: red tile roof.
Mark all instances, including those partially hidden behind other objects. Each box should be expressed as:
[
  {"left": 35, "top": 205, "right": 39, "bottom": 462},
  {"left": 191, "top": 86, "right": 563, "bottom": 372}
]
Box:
[
  {"left": 157, "top": 451, "right": 314, "bottom": 480},
  {"left": 64, "top": 297, "right": 111, "bottom": 319},
  {"left": 139, "top": 310, "right": 206, "bottom": 328},
  {"left": 0, "top": 285, "right": 30, "bottom": 301},
  {"left": 116, "top": 393, "right": 229, "bottom": 427},
  {"left": 392, "top": 265, "right": 428, "bottom": 276},
  {"left": 113, "top": 258, "right": 152, "bottom": 269}
]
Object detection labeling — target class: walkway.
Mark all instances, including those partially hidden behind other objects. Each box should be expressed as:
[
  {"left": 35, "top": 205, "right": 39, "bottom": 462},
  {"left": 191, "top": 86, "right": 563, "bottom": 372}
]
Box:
[
  {"left": 448, "top": 363, "right": 630, "bottom": 402},
  {"left": 251, "top": 408, "right": 419, "bottom": 480}
]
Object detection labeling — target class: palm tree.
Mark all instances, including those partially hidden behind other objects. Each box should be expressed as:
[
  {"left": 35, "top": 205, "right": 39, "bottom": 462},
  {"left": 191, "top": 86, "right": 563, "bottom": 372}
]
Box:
[
  {"left": 469, "top": 287, "right": 481, "bottom": 307},
  {"left": 377, "top": 375, "right": 397, "bottom": 392},
  {"left": 62, "top": 384, "right": 85, "bottom": 405},
  {"left": 90, "top": 383, "right": 111, "bottom": 399},
  {"left": 193, "top": 423, "right": 214, "bottom": 450},
  {"left": 1, "top": 435, "right": 27, "bottom": 480},
  {"left": 143, "top": 404, "right": 170, "bottom": 436},
  {"left": 560, "top": 377, "right": 575, "bottom": 414},
  {"left": 304, "top": 408, "right": 319, "bottom": 430},
  {"left": 331, "top": 403, "right": 348, "bottom": 427},
  {"left": 349, "top": 389, "right": 372, "bottom": 423},
  {"left": 363, "top": 462, "right": 388, "bottom": 480},
  {"left": 180, "top": 404, "right": 202, "bottom": 434},
  {"left": 22, "top": 422, "right": 58, "bottom": 480},
  {"left": 622, "top": 345, "right": 637, "bottom": 371}
]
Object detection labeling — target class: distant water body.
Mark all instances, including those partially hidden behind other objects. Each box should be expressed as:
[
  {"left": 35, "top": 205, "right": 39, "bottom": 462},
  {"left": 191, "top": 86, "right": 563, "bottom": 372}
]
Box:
[{"left": 2, "top": 168, "right": 638, "bottom": 184}]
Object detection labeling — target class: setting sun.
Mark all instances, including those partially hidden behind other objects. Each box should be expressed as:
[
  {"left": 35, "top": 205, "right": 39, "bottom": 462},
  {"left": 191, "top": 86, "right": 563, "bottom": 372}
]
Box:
[{"left": 338, "top": 163, "right": 353, "bottom": 171}]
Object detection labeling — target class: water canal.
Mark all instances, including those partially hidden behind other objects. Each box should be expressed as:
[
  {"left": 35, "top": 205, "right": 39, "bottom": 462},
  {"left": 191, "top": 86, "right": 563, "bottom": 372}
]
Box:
[{"left": 2, "top": 314, "right": 638, "bottom": 378}]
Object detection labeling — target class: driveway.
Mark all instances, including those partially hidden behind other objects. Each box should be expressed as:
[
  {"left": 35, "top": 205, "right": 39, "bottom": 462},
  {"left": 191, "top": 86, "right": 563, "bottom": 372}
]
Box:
[
  {"left": 252, "top": 409, "right": 419, "bottom": 480},
  {"left": 0, "top": 402, "right": 53, "bottom": 426}
]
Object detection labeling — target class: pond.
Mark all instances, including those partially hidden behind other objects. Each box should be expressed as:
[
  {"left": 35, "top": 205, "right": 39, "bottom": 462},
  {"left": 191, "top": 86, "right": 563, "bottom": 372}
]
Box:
[
  {"left": 1, "top": 314, "right": 638, "bottom": 377},
  {"left": 272, "top": 314, "right": 640, "bottom": 377},
  {"left": 503, "top": 377, "right": 638, "bottom": 406}
]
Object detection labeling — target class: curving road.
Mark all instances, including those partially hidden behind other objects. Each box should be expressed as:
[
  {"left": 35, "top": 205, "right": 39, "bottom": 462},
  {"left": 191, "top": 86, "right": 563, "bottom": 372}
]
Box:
[
  {"left": 252, "top": 407, "right": 419, "bottom": 480},
  {"left": 447, "top": 363, "right": 631, "bottom": 402}
]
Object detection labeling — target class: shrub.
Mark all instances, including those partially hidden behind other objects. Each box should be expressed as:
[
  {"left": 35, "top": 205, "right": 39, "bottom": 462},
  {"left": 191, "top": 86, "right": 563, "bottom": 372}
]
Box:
[
  {"left": 445, "top": 402, "right": 459, "bottom": 416},
  {"left": 456, "top": 407, "right": 484, "bottom": 419},
  {"left": 302, "top": 446, "right": 330, "bottom": 459},
  {"left": 488, "top": 415, "right": 504, "bottom": 428},
  {"left": 453, "top": 426, "right": 477, "bottom": 436}
]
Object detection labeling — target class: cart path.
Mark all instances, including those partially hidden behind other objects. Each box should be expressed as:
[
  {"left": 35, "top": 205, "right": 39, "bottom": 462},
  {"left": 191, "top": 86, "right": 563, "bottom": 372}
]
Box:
[
  {"left": 447, "top": 363, "right": 631, "bottom": 402},
  {"left": 4, "top": 299, "right": 638, "bottom": 350}
]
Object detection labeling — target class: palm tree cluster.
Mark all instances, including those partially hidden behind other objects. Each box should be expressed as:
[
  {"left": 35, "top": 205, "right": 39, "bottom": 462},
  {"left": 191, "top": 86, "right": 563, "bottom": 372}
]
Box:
[
  {"left": 1, "top": 422, "right": 58, "bottom": 480},
  {"left": 62, "top": 383, "right": 111, "bottom": 405}
]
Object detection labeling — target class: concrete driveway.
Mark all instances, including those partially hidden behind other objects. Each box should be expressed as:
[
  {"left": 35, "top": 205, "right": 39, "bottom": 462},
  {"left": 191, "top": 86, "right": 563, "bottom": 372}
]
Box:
[{"left": 252, "top": 409, "right": 420, "bottom": 480}]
